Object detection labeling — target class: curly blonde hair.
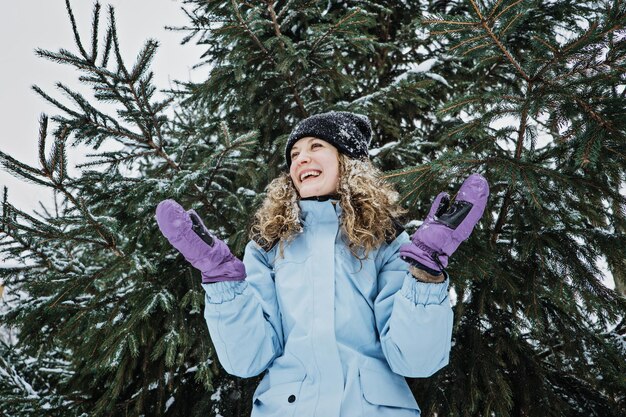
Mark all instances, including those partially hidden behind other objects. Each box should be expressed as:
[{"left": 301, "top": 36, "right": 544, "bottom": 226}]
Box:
[{"left": 250, "top": 154, "right": 406, "bottom": 259}]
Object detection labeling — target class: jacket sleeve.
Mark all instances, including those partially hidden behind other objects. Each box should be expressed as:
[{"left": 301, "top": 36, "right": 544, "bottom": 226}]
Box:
[
  {"left": 201, "top": 241, "right": 283, "bottom": 378},
  {"left": 375, "top": 232, "right": 453, "bottom": 378}
]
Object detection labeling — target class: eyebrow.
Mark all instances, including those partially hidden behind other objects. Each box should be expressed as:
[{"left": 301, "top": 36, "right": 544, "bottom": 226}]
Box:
[{"left": 291, "top": 139, "right": 322, "bottom": 152}]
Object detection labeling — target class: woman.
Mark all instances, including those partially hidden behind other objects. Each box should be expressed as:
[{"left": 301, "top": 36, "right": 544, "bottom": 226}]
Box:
[{"left": 156, "top": 111, "right": 489, "bottom": 417}]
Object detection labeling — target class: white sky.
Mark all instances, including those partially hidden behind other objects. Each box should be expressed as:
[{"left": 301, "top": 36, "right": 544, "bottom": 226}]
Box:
[{"left": 0, "top": 0, "right": 203, "bottom": 213}]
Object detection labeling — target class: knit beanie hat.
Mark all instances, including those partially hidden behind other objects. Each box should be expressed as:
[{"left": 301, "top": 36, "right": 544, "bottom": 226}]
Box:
[{"left": 285, "top": 111, "right": 372, "bottom": 167}]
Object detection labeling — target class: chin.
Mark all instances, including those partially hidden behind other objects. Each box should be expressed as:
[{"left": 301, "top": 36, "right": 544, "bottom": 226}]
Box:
[{"left": 299, "top": 187, "right": 323, "bottom": 198}]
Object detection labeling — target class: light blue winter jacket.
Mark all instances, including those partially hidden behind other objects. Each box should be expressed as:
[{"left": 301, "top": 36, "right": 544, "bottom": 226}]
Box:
[{"left": 202, "top": 199, "right": 453, "bottom": 417}]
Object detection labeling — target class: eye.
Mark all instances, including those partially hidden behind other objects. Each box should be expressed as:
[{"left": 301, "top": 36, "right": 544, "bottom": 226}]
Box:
[
  {"left": 311, "top": 142, "right": 322, "bottom": 149},
  {"left": 291, "top": 151, "right": 299, "bottom": 159}
]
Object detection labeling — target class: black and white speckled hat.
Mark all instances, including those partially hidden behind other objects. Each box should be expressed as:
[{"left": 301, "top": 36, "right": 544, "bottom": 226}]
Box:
[{"left": 285, "top": 111, "right": 372, "bottom": 167}]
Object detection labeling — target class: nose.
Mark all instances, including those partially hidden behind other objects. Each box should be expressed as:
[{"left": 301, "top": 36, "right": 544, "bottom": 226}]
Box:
[{"left": 294, "top": 150, "right": 311, "bottom": 165}]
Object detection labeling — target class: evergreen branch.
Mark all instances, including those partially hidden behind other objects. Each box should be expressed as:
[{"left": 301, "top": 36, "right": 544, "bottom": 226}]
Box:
[
  {"left": 75, "top": 151, "right": 157, "bottom": 168},
  {"left": 129, "top": 40, "right": 159, "bottom": 83},
  {"left": 447, "top": 120, "right": 481, "bottom": 138},
  {"left": 63, "top": 20, "right": 177, "bottom": 172},
  {"left": 126, "top": 73, "right": 178, "bottom": 169},
  {"left": 0, "top": 151, "right": 53, "bottom": 188},
  {"left": 230, "top": 0, "right": 271, "bottom": 57},
  {"left": 38, "top": 115, "right": 50, "bottom": 176},
  {"left": 492, "top": 0, "right": 524, "bottom": 23},
  {"left": 90, "top": 2, "right": 101, "bottom": 64},
  {"left": 262, "top": 1, "right": 307, "bottom": 116},
  {"left": 480, "top": 156, "right": 611, "bottom": 193},
  {"left": 491, "top": 96, "right": 531, "bottom": 244},
  {"left": 35, "top": 48, "right": 122, "bottom": 81},
  {"left": 55, "top": 82, "right": 100, "bottom": 115},
  {"left": 44, "top": 176, "right": 125, "bottom": 257},
  {"left": 38, "top": 39, "right": 178, "bottom": 170},
  {"left": 308, "top": 8, "right": 363, "bottom": 55},
  {"left": 448, "top": 34, "right": 489, "bottom": 52},
  {"left": 520, "top": 169, "right": 540, "bottom": 208},
  {"left": 147, "top": 138, "right": 179, "bottom": 171},
  {"left": 438, "top": 97, "right": 481, "bottom": 114},
  {"left": 477, "top": 18, "right": 530, "bottom": 81},
  {"left": 514, "top": 98, "right": 530, "bottom": 160},
  {"left": 421, "top": 19, "right": 480, "bottom": 26},
  {"left": 266, "top": 0, "right": 283, "bottom": 38},
  {"left": 560, "top": 21, "right": 600, "bottom": 55},
  {"left": 487, "top": 0, "right": 507, "bottom": 21},
  {"left": 461, "top": 43, "right": 490, "bottom": 55},
  {"left": 121, "top": 80, "right": 159, "bottom": 147},
  {"left": 531, "top": 35, "right": 558, "bottom": 53},
  {"left": 64, "top": 0, "right": 89, "bottom": 59},
  {"left": 498, "top": 13, "right": 522, "bottom": 37},
  {"left": 398, "top": 169, "right": 442, "bottom": 205},
  {"left": 32, "top": 85, "right": 81, "bottom": 119},
  {"left": 533, "top": 22, "right": 600, "bottom": 82},
  {"left": 66, "top": 117, "right": 149, "bottom": 147},
  {"left": 429, "top": 27, "right": 477, "bottom": 35},
  {"left": 48, "top": 134, "right": 59, "bottom": 177},
  {"left": 382, "top": 164, "right": 430, "bottom": 179},
  {"left": 1, "top": 186, "right": 7, "bottom": 226},
  {"left": 35, "top": 48, "right": 95, "bottom": 71},
  {"left": 0, "top": 214, "right": 55, "bottom": 271},
  {"left": 2, "top": 192, "right": 119, "bottom": 272},
  {"left": 570, "top": 95, "right": 616, "bottom": 133},
  {"left": 604, "top": 145, "right": 626, "bottom": 161},
  {"left": 101, "top": 27, "right": 113, "bottom": 67},
  {"left": 75, "top": 198, "right": 124, "bottom": 257},
  {"left": 204, "top": 125, "right": 256, "bottom": 213},
  {"left": 276, "top": 0, "right": 296, "bottom": 20},
  {"left": 49, "top": 277, "right": 95, "bottom": 309},
  {"left": 108, "top": 6, "right": 130, "bottom": 80},
  {"left": 54, "top": 129, "right": 69, "bottom": 183},
  {"left": 468, "top": 0, "right": 485, "bottom": 21}
]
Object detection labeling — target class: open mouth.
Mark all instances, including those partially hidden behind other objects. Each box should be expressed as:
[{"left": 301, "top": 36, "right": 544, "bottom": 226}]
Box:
[{"left": 300, "top": 170, "right": 321, "bottom": 182}]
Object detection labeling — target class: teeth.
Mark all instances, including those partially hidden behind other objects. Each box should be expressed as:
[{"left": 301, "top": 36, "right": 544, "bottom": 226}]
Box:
[{"left": 300, "top": 171, "right": 321, "bottom": 181}]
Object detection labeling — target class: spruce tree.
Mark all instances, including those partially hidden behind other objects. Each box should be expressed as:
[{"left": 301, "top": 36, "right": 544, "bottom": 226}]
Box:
[
  {"left": 1, "top": 2, "right": 255, "bottom": 415},
  {"left": 1, "top": 1, "right": 625, "bottom": 417}
]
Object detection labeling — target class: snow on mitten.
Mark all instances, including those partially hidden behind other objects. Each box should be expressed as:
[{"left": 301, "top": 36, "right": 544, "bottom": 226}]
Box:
[
  {"left": 399, "top": 173, "right": 489, "bottom": 275},
  {"left": 155, "top": 199, "right": 246, "bottom": 283}
]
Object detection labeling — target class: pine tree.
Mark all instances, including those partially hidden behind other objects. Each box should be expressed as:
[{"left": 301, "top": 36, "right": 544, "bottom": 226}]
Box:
[
  {"left": 1, "top": 1, "right": 625, "bottom": 416},
  {"left": 1, "top": 1, "right": 255, "bottom": 415}
]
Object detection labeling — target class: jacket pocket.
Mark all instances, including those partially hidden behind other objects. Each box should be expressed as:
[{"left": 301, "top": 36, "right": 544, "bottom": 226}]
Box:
[
  {"left": 359, "top": 364, "right": 420, "bottom": 411},
  {"left": 253, "top": 378, "right": 305, "bottom": 417}
]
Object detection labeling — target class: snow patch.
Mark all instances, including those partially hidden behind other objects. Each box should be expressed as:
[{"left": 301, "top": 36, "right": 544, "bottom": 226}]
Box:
[{"left": 165, "top": 396, "right": 175, "bottom": 412}]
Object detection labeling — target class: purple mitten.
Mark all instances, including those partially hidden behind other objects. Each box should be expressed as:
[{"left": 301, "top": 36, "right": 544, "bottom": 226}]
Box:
[
  {"left": 400, "top": 173, "right": 489, "bottom": 274},
  {"left": 155, "top": 199, "right": 246, "bottom": 283}
]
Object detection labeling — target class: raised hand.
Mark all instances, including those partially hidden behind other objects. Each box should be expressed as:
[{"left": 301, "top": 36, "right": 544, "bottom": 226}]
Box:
[
  {"left": 400, "top": 173, "right": 489, "bottom": 274},
  {"left": 155, "top": 199, "right": 246, "bottom": 283}
]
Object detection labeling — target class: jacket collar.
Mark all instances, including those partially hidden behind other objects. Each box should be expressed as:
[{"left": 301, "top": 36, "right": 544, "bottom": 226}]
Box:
[
  {"left": 298, "top": 197, "right": 342, "bottom": 225},
  {"left": 300, "top": 194, "right": 341, "bottom": 202}
]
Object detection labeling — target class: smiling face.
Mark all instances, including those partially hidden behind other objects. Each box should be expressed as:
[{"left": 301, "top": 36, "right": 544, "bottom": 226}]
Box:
[{"left": 289, "top": 137, "right": 340, "bottom": 198}]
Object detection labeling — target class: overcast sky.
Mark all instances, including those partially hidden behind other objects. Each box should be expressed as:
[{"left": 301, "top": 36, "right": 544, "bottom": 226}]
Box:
[{"left": 0, "top": 0, "right": 203, "bottom": 212}]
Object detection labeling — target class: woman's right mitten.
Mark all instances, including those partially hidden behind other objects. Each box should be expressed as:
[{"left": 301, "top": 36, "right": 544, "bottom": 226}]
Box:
[{"left": 155, "top": 199, "right": 246, "bottom": 283}]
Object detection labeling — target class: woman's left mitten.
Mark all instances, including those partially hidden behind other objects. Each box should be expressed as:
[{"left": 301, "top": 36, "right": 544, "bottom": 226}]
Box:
[
  {"left": 400, "top": 173, "right": 489, "bottom": 273},
  {"left": 155, "top": 199, "right": 246, "bottom": 283}
]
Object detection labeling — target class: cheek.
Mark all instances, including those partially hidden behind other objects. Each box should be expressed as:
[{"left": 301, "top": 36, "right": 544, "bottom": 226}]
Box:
[
  {"left": 288, "top": 167, "right": 299, "bottom": 186},
  {"left": 326, "top": 161, "right": 340, "bottom": 186}
]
